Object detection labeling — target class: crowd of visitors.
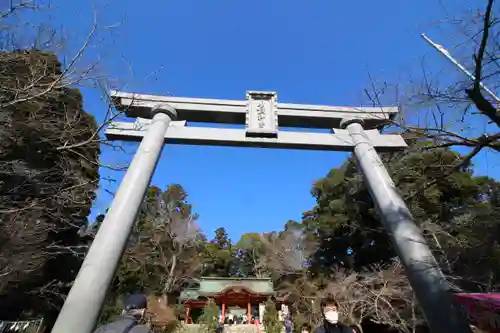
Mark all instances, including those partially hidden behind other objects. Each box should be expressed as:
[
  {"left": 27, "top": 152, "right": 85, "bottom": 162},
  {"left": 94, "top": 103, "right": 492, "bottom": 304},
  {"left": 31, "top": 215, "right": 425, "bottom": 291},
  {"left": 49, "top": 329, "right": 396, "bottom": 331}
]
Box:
[{"left": 92, "top": 294, "right": 356, "bottom": 333}]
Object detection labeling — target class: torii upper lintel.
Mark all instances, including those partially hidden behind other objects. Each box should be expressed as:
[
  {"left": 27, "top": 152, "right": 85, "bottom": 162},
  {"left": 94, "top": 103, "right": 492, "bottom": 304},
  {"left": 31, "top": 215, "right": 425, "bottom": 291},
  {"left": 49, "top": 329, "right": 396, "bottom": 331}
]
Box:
[{"left": 109, "top": 90, "right": 399, "bottom": 130}]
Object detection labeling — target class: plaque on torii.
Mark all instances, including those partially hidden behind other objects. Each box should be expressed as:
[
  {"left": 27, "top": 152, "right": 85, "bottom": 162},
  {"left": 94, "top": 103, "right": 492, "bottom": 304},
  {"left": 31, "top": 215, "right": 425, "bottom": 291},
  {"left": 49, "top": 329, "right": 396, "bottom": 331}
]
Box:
[
  {"left": 245, "top": 91, "right": 278, "bottom": 137},
  {"left": 105, "top": 90, "right": 407, "bottom": 150},
  {"left": 52, "top": 90, "right": 471, "bottom": 333}
]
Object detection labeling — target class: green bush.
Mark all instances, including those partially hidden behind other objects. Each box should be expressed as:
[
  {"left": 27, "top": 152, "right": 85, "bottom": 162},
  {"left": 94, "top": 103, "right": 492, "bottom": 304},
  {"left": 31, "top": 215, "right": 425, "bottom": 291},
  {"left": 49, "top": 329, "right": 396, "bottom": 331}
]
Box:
[
  {"left": 198, "top": 299, "right": 219, "bottom": 333},
  {"left": 263, "top": 299, "right": 282, "bottom": 333}
]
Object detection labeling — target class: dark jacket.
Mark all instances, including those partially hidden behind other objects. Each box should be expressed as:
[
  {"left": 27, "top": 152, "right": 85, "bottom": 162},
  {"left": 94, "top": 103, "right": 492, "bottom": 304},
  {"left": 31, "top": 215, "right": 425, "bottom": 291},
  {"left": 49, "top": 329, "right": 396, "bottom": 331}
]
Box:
[
  {"left": 93, "top": 314, "right": 152, "bottom": 333},
  {"left": 313, "top": 321, "right": 354, "bottom": 333}
]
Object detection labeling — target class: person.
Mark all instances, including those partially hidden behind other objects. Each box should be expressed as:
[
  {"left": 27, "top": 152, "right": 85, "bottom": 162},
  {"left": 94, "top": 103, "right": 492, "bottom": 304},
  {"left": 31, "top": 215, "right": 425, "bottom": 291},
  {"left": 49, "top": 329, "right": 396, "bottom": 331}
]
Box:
[
  {"left": 313, "top": 296, "right": 354, "bottom": 333},
  {"left": 300, "top": 323, "right": 312, "bottom": 333},
  {"left": 93, "top": 294, "right": 152, "bottom": 333},
  {"left": 284, "top": 314, "right": 293, "bottom": 333},
  {"left": 278, "top": 309, "right": 284, "bottom": 322}
]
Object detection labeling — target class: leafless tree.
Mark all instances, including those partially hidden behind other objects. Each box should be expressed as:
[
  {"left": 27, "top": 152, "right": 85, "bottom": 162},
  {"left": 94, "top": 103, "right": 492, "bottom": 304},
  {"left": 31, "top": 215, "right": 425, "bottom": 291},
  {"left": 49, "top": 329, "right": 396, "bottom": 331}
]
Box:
[
  {"left": 362, "top": 260, "right": 424, "bottom": 333},
  {"left": 365, "top": 0, "right": 498, "bottom": 172},
  {"left": 258, "top": 228, "right": 316, "bottom": 277},
  {"left": 145, "top": 295, "right": 181, "bottom": 333},
  {"left": 319, "top": 261, "right": 424, "bottom": 333},
  {"left": 125, "top": 186, "right": 203, "bottom": 303},
  {"left": 248, "top": 245, "right": 268, "bottom": 278},
  {"left": 420, "top": 211, "right": 500, "bottom": 293},
  {"left": 321, "top": 271, "right": 375, "bottom": 333},
  {"left": 276, "top": 260, "right": 424, "bottom": 333}
]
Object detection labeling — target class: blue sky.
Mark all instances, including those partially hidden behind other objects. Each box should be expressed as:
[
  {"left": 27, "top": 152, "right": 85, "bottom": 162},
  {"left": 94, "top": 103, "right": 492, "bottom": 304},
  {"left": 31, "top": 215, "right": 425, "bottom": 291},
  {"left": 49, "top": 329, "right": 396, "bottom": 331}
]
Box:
[{"left": 18, "top": 0, "right": 499, "bottom": 240}]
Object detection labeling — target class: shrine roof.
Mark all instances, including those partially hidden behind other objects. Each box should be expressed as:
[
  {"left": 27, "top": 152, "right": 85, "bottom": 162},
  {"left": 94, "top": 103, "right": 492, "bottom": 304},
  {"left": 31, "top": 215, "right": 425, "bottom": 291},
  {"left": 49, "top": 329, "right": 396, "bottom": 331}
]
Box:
[{"left": 179, "top": 277, "right": 274, "bottom": 301}]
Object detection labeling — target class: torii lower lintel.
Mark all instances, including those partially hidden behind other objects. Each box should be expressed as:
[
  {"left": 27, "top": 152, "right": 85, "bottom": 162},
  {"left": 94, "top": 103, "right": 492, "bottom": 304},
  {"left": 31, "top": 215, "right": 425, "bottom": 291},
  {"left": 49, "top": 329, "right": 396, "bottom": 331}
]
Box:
[{"left": 105, "top": 118, "right": 407, "bottom": 151}]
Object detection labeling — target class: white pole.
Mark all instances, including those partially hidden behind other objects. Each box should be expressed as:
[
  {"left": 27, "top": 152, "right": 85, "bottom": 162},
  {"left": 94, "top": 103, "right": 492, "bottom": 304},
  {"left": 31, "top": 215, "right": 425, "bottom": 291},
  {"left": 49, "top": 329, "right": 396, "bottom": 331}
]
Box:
[
  {"left": 421, "top": 34, "right": 500, "bottom": 103},
  {"left": 341, "top": 119, "right": 472, "bottom": 333},
  {"left": 51, "top": 107, "right": 176, "bottom": 333}
]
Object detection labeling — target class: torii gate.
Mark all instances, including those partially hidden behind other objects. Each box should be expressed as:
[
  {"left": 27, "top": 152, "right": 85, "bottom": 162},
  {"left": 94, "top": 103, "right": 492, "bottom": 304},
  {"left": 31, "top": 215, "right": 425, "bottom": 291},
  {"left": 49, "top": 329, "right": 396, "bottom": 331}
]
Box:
[{"left": 51, "top": 91, "right": 472, "bottom": 333}]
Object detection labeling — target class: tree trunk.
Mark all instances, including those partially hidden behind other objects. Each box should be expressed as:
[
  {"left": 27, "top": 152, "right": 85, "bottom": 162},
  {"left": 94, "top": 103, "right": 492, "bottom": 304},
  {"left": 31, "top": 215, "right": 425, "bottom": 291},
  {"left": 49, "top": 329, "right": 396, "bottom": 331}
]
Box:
[{"left": 163, "top": 254, "right": 178, "bottom": 303}]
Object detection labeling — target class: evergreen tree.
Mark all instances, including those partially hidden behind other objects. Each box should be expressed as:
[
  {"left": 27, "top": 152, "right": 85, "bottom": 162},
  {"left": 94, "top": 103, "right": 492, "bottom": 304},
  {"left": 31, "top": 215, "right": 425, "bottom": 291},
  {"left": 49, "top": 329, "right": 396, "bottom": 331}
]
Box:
[
  {"left": 198, "top": 299, "right": 220, "bottom": 333},
  {"left": 263, "top": 299, "right": 282, "bottom": 333},
  {"left": 202, "top": 227, "right": 234, "bottom": 277},
  {"left": 0, "top": 50, "right": 99, "bottom": 322}
]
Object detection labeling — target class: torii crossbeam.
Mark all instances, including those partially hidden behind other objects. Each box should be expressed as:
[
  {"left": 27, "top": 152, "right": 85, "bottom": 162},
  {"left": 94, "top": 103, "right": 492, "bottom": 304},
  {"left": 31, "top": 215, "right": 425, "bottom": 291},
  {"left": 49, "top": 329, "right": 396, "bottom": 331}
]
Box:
[
  {"left": 51, "top": 91, "right": 472, "bottom": 333},
  {"left": 105, "top": 90, "right": 406, "bottom": 150}
]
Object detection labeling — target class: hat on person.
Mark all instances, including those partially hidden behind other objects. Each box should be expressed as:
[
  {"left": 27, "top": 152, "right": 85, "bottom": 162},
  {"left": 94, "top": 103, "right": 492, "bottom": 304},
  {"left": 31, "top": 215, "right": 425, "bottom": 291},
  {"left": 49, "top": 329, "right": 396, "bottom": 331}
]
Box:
[{"left": 124, "top": 294, "right": 148, "bottom": 310}]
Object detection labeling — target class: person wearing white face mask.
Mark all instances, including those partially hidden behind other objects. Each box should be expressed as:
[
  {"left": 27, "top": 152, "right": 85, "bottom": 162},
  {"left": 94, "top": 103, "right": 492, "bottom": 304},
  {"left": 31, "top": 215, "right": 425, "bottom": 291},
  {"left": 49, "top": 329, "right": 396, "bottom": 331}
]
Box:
[{"left": 312, "top": 296, "right": 354, "bottom": 333}]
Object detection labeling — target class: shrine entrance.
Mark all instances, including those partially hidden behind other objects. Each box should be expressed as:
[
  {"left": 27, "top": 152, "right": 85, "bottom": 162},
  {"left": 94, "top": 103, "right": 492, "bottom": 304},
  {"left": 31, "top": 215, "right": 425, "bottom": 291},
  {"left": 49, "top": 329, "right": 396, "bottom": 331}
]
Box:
[
  {"left": 51, "top": 90, "right": 472, "bottom": 333},
  {"left": 179, "top": 277, "right": 279, "bottom": 324}
]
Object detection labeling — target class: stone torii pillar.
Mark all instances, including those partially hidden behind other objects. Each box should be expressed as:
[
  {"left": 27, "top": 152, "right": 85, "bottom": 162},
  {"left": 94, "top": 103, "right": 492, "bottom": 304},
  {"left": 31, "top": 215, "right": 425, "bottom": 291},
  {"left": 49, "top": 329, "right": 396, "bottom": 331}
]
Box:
[
  {"left": 51, "top": 105, "right": 177, "bottom": 333},
  {"left": 339, "top": 118, "right": 471, "bottom": 333},
  {"left": 51, "top": 91, "right": 471, "bottom": 333}
]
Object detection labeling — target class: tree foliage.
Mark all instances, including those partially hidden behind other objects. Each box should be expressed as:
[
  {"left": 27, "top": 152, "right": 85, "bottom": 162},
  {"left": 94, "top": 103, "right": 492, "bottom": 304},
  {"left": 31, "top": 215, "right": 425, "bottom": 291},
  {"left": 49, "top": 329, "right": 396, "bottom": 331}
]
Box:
[
  {"left": 41, "top": 4, "right": 497, "bottom": 331},
  {"left": 87, "top": 145, "right": 500, "bottom": 332},
  {"left": 304, "top": 144, "right": 500, "bottom": 292},
  {"left": 263, "top": 299, "right": 282, "bottom": 333},
  {"left": 271, "top": 145, "right": 498, "bottom": 332},
  {"left": 198, "top": 299, "right": 219, "bottom": 333},
  {"left": 201, "top": 227, "right": 234, "bottom": 277},
  {"left": 233, "top": 233, "right": 265, "bottom": 277},
  {"left": 101, "top": 185, "right": 204, "bottom": 307},
  {"left": 0, "top": 50, "right": 99, "bottom": 320}
]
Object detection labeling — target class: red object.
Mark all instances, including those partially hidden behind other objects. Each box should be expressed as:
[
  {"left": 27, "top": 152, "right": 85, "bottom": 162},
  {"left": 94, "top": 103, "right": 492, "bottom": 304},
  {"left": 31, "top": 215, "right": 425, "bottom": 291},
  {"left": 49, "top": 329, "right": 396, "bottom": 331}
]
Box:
[
  {"left": 454, "top": 293, "right": 500, "bottom": 332},
  {"left": 254, "top": 319, "right": 261, "bottom": 333}
]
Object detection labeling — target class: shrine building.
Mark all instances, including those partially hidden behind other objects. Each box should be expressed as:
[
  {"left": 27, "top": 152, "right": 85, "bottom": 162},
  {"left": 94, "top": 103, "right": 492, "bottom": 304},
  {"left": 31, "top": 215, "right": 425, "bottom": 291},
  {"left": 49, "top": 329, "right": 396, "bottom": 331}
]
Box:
[{"left": 179, "top": 277, "right": 287, "bottom": 324}]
